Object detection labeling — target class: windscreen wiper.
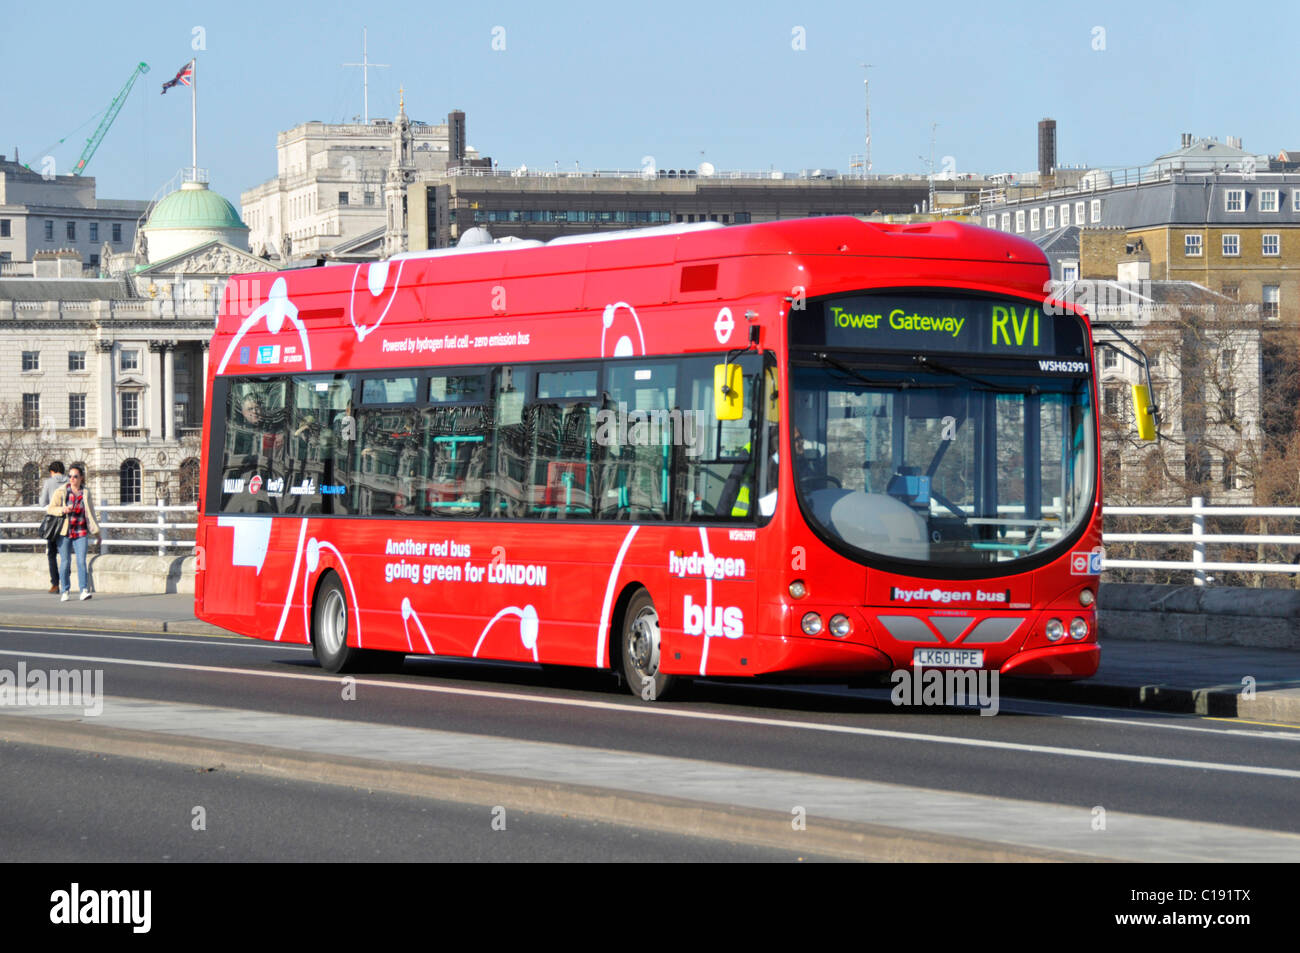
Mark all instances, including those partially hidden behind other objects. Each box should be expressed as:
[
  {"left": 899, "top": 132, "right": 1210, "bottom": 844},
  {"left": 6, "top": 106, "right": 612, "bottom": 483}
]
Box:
[
  {"left": 911, "top": 354, "right": 1039, "bottom": 395},
  {"left": 814, "top": 352, "right": 923, "bottom": 389}
]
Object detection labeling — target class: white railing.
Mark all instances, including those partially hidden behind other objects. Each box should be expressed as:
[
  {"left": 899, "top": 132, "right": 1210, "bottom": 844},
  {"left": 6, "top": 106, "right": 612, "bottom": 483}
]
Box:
[
  {"left": 1103, "top": 497, "right": 1300, "bottom": 585},
  {"left": 0, "top": 502, "right": 197, "bottom": 558}
]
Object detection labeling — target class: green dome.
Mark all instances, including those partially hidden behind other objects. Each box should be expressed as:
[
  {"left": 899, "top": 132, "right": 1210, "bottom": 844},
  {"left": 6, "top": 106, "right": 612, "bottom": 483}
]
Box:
[{"left": 145, "top": 181, "right": 247, "bottom": 230}]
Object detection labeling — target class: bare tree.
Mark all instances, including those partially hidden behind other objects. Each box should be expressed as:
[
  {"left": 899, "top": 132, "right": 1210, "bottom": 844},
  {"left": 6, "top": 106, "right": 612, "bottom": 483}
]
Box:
[
  {"left": 0, "top": 401, "right": 55, "bottom": 505},
  {"left": 1098, "top": 299, "right": 1300, "bottom": 586}
]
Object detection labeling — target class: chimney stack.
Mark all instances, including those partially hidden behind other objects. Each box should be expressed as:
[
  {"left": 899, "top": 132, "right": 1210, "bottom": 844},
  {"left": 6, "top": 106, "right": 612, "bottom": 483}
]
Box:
[
  {"left": 1038, "top": 118, "right": 1057, "bottom": 178},
  {"left": 1181, "top": 133, "right": 1192, "bottom": 148},
  {"left": 448, "top": 110, "right": 466, "bottom": 169}
]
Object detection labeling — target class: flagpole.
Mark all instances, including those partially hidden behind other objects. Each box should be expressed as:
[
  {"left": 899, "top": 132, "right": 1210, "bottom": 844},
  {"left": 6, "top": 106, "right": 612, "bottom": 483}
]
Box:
[{"left": 191, "top": 58, "right": 197, "bottom": 177}]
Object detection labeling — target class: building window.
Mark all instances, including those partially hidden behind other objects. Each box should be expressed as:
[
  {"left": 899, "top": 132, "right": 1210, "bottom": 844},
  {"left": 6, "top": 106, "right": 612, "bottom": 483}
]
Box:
[
  {"left": 1263, "top": 284, "right": 1280, "bottom": 320},
  {"left": 120, "top": 349, "right": 140, "bottom": 372},
  {"left": 1030, "top": 208, "right": 1040, "bottom": 231},
  {"left": 1222, "top": 456, "right": 1237, "bottom": 491},
  {"left": 1015, "top": 210, "right": 1025, "bottom": 233},
  {"left": 112, "top": 223, "right": 122, "bottom": 243},
  {"left": 120, "top": 459, "right": 142, "bottom": 504},
  {"left": 985, "top": 215, "right": 996, "bottom": 228},
  {"left": 1103, "top": 386, "right": 1124, "bottom": 418},
  {"left": 45, "top": 220, "right": 54, "bottom": 242},
  {"left": 120, "top": 392, "right": 139, "bottom": 428},
  {"left": 89, "top": 222, "right": 98, "bottom": 242},
  {"left": 364, "top": 192, "right": 375, "bottom": 206},
  {"left": 1060, "top": 204, "right": 1070, "bottom": 226},
  {"left": 1225, "top": 189, "right": 1244, "bottom": 212},
  {"left": 66, "top": 221, "right": 76, "bottom": 241},
  {"left": 1259, "top": 189, "right": 1279, "bottom": 212},
  {"left": 1185, "top": 234, "right": 1202, "bottom": 256},
  {"left": 88, "top": 253, "right": 99, "bottom": 268},
  {"left": 1294, "top": 191, "right": 1300, "bottom": 212},
  {"left": 1103, "top": 450, "right": 1121, "bottom": 488},
  {"left": 1220, "top": 387, "right": 1237, "bottom": 420},
  {"left": 1263, "top": 233, "right": 1280, "bottom": 256},
  {"left": 1222, "top": 234, "right": 1240, "bottom": 256},
  {"left": 22, "top": 393, "right": 40, "bottom": 429},
  {"left": 1062, "top": 261, "right": 1079, "bottom": 282},
  {"left": 1000, "top": 212, "right": 1010, "bottom": 231},
  {"left": 0, "top": 219, "right": 10, "bottom": 237},
  {"left": 69, "top": 393, "right": 86, "bottom": 429},
  {"left": 1090, "top": 199, "right": 1102, "bottom": 223},
  {"left": 68, "top": 351, "right": 86, "bottom": 372},
  {"left": 734, "top": 212, "right": 750, "bottom": 224},
  {"left": 21, "top": 462, "right": 40, "bottom": 506},
  {"left": 338, "top": 191, "right": 349, "bottom": 206},
  {"left": 1101, "top": 346, "right": 1118, "bottom": 370},
  {"left": 1221, "top": 283, "right": 1238, "bottom": 300},
  {"left": 1045, "top": 205, "right": 1056, "bottom": 229},
  {"left": 179, "top": 458, "right": 200, "bottom": 505},
  {"left": 21, "top": 350, "right": 39, "bottom": 372},
  {"left": 1075, "top": 202, "right": 1085, "bottom": 225}
]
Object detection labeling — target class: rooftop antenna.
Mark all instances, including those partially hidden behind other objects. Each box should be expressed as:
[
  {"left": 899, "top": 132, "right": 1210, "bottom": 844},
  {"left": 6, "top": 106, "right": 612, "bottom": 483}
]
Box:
[
  {"left": 343, "top": 28, "right": 390, "bottom": 124},
  {"left": 861, "top": 63, "right": 873, "bottom": 176}
]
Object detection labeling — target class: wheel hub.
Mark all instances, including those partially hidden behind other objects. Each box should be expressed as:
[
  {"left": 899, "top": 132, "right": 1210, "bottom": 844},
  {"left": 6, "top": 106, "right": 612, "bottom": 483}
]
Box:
[{"left": 629, "top": 608, "right": 660, "bottom": 675}]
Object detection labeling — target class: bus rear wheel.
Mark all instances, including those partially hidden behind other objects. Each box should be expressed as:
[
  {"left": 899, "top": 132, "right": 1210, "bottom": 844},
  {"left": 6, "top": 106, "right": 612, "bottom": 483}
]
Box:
[
  {"left": 619, "top": 589, "right": 677, "bottom": 701},
  {"left": 312, "top": 573, "right": 375, "bottom": 673}
]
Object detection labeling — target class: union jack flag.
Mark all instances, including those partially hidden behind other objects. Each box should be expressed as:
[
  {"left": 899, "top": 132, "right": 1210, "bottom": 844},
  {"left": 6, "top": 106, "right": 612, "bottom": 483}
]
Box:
[{"left": 161, "top": 60, "right": 194, "bottom": 94}]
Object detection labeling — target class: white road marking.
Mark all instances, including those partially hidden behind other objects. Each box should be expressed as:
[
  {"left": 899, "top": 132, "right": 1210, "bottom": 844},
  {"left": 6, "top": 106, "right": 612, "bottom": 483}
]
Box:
[
  {"left": 779, "top": 683, "right": 1300, "bottom": 742},
  {"left": 2, "top": 648, "right": 1298, "bottom": 781},
  {"left": 0, "top": 628, "right": 309, "bottom": 651}
]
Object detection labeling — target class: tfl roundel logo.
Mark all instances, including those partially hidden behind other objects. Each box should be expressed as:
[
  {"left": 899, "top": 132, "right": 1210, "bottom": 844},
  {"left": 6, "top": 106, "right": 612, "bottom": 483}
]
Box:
[
  {"left": 249, "top": 474, "right": 263, "bottom": 495},
  {"left": 1070, "top": 550, "right": 1103, "bottom": 575}
]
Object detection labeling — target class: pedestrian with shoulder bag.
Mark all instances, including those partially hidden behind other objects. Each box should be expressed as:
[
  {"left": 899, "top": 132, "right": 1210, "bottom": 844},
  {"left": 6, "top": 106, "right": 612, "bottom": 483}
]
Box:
[
  {"left": 37, "top": 461, "right": 68, "bottom": 592},
  {"left": 46, "top": 464, "right": 100, "bottom": 601}
]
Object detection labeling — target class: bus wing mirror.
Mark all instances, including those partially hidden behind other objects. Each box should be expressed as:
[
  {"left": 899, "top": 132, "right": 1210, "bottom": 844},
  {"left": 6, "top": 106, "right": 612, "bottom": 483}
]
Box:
[
  {"left": 714, "top": 364, "right": 744, "bottom": 420},
  {"left": 1131, "top": 383, "right": 1157, "bottom": 441}
]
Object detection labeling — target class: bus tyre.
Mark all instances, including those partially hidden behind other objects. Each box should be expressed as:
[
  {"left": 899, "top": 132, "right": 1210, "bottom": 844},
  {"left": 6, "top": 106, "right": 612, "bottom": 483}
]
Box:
[
  {"left": 311, "top": 573, "right": 369, "bottom": 674},
  {"left": 619, "top": 589, "right": 676, "bottom": 701}
]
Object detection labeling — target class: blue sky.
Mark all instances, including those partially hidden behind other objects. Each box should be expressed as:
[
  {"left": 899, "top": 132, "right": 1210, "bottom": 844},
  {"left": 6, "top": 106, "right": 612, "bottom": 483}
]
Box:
[{"left": 3, "top": 0, "right": 1296, "bottom": 204}]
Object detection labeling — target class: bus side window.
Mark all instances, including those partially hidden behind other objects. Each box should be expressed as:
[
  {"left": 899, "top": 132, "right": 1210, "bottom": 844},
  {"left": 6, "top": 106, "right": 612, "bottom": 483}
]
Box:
[
  {"left": 600, "top": 361, "right": 676, "bottom": 521},
  {"left": 490, "top": 366, "right": 531, "bottom": 518},
  {"left": 221, "top": 379, "right": 287, "bottom": 515},
  {"left": 680, "top": 356, "right": 760, "bottom": 521},
  {"left": 416, "top": 371, "right": 492, "bottom": 518},
  {"left": 352, "top": 406, "right": 420, "bottom": 516},
  {"left": 524, "top": 367, "right": 600, "bottom": 519}
]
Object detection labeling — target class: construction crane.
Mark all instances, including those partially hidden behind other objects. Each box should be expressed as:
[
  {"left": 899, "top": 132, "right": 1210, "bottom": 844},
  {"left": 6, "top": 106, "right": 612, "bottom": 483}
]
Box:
[{"left": 72, "top": 61, "right": 150, "bottom": 175}]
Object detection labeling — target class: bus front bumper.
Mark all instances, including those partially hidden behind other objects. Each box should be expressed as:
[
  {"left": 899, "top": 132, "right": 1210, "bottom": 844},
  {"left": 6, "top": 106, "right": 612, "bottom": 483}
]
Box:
[{"left": 999, "top": 643, "right": 1100, "bottom": 679}]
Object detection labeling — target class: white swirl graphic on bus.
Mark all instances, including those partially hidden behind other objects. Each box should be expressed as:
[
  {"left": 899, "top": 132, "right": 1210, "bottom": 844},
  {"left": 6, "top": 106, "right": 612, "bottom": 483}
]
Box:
[
  {"left": 601, "top": 301, "right": 645, "bottom": 357},
  {"left": 348, "top": 259, "right": 406, "bottom": 342},
  {"left": 216, "top": 276, "right": 313, "bottom": 375}
]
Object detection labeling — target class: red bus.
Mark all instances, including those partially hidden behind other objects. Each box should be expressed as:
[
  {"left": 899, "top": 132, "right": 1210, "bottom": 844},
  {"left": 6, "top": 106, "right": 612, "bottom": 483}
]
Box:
[{"left": 196, "top": 216, "right": 1103, "bottom": 699}]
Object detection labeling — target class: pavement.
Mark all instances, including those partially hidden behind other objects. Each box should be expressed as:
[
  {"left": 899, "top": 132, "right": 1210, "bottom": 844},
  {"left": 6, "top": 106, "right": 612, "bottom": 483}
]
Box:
[{"left": 1, "top": 587, "right": 1298, "bottom": 725}]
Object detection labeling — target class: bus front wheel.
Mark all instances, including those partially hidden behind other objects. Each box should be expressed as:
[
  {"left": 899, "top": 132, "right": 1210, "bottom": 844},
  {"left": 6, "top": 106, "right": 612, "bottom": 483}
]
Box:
[
  {"left": 619, "top": 589, "right": 677, "bottom": 701},
  {"left": 312, "top": 573, "right": 372, "bottom": 673}
]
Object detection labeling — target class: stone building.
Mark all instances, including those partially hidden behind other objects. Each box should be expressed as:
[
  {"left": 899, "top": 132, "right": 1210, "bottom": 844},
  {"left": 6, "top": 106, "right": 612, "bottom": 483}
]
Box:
[
  {"left": 1, "top": 171, "right": 268, "bottom": 508},
  {"left": 240, "top": 105, "right": 486, "bottom": 262},
  {"left": 0, "top": 155, "right": 147, "bottom": 272}
]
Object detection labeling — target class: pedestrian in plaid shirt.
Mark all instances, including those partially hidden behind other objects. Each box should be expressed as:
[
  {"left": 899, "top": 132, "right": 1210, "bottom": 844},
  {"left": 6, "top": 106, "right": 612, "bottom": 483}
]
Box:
[{"left": 46, "top": 465, "right": 100, "bottom": 601}]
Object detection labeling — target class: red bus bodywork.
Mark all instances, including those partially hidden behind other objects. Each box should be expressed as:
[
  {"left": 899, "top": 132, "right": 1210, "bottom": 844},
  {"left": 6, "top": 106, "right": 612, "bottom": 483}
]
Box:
[{"left": 196, "top": 217, "right": 1101, "bottom": 684}]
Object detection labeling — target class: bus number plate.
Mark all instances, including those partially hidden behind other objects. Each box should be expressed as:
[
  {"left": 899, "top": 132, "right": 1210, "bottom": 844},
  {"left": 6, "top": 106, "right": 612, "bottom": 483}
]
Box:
[{"left": 912, "top": 648, "right": 984, "bottom": 668}]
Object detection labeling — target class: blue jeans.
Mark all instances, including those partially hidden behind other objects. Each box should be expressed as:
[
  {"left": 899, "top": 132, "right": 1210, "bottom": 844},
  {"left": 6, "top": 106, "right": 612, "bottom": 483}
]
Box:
[{"left": 59, "top": 534, "right": 89, "bottom": 593}]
